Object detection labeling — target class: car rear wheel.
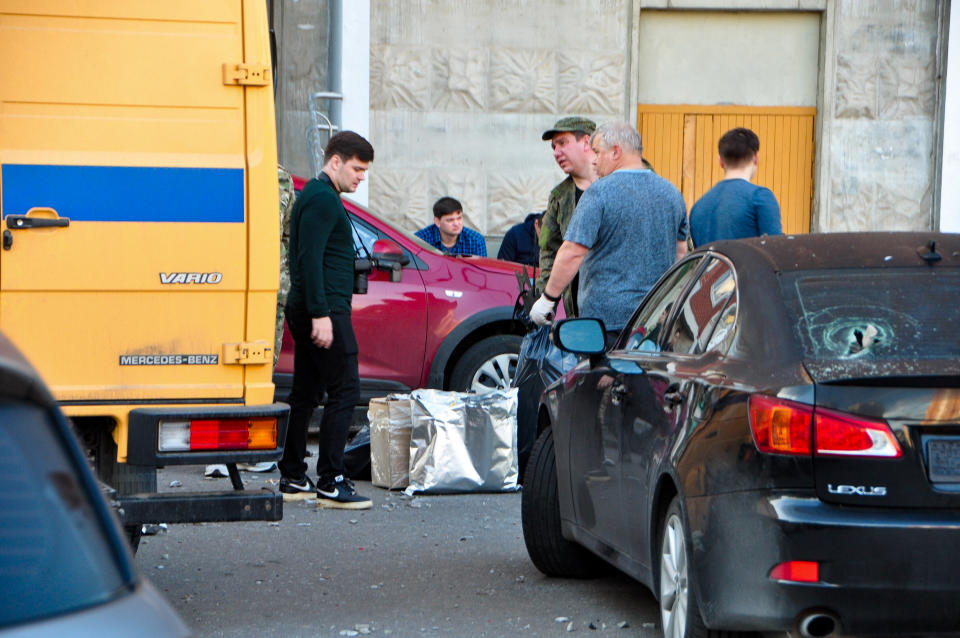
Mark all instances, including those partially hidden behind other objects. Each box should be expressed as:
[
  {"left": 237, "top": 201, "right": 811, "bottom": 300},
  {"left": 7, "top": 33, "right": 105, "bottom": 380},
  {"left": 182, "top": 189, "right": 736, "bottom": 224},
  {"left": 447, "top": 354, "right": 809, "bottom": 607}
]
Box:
[
  {"left": 659, "top": 496, "right": 752, "bottom": 638},
  {"left": 522, "top": 427, "right": 604, "bottom": 577},
  {"left": 449, "top": 334, "right": 522, "bottom": 392}
]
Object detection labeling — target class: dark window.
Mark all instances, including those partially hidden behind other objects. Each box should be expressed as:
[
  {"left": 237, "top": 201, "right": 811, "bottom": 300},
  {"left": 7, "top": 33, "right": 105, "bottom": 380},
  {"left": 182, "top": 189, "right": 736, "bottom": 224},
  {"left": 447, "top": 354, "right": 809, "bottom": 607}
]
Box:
[
  {"left": 782, "top": 268, "right": 960, "bottom": 361},
  {"left": 349, "top": 214, "right": 382, "bottom": 256},
  {"left": 0, "top": 402, "right": 128, "bottom": 626},
  {"left": 665, "top": 257, "right": 737, "bottom": 355},
  {"left": 621, "top": 257, "right": 702, "bottom": 353}
]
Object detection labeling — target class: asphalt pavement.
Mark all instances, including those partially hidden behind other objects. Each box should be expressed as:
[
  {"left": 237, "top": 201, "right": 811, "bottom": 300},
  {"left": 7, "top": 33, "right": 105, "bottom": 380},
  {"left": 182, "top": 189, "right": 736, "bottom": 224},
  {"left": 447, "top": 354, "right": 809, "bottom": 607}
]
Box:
[{"left": 137, "top": 461, "right": 662, "bottom": 638}]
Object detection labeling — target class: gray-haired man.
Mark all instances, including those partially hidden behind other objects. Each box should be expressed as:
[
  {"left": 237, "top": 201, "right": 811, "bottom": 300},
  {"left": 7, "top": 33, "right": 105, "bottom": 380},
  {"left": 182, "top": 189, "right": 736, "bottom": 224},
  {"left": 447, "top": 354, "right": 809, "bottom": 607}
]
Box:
[{"left": 531, "top": 122, "right": 688, "bottom": 337}]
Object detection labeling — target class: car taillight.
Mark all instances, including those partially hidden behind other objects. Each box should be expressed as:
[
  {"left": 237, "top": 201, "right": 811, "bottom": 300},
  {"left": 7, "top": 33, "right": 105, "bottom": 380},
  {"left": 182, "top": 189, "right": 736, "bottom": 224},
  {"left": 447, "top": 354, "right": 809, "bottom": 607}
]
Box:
[
  {"left": 748, "top": 395, "right": 902, "bottom": 458},
  {"left": 814, "top": 408, "right": 902, "bottom": 458},
  {"left": 769, "top": 560, "right": 819, "bottom": 583},
  {"left": 157, "top": 418, "right": 278, "bottom": 452},
  {"left": 748, "top": 395, "right": 812, "bottom": 455}
]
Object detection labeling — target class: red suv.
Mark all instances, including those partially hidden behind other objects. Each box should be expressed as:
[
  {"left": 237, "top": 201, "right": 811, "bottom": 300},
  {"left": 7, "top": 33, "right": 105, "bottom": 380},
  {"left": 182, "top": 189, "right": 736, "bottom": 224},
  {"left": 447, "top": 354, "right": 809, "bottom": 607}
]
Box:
[{"left": 274, "top": 178, "right": 530, "bottom": 407}]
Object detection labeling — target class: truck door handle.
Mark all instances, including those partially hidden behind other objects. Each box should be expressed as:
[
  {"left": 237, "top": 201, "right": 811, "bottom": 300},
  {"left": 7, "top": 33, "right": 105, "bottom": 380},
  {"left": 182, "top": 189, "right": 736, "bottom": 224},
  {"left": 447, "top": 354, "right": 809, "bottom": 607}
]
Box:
[{"left": 6, "top": 209, "right": 71, "bottom": 229}]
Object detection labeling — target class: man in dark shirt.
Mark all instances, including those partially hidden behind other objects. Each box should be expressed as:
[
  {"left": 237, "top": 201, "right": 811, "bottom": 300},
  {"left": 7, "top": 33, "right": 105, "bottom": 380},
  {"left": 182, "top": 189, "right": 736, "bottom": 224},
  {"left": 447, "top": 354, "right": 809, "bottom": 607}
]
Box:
[
  {"left": 280, "top": 131, "right": 374, "bottom": 509},
  {"left": 689, "top": 127, "right": 782, "bottom": 247},
  {"left": 497, "top": 212, "right": 542, "bottom": 266}
]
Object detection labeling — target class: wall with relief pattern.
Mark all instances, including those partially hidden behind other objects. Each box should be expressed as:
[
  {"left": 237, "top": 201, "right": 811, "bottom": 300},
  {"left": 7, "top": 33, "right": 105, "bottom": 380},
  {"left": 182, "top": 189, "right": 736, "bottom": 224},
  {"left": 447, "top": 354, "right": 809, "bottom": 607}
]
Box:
[
  {"left": 822, "top": 0, "right": 942, "bottom": 231},
  {"left": 368, "top": 0, "right": 631, "bottom": 239}
]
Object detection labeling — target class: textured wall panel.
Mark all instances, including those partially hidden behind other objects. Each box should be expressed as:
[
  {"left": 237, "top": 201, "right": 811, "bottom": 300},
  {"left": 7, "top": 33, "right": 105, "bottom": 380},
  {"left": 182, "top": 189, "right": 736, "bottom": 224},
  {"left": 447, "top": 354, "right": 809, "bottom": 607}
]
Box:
[
  {"left": 371, "top": 45, "right": 430, "bottom": 111},
  {"left": 432, "top": 49, "right": 489, "bottom": 111},
  {"left": 487, "top": 173, "right": 556, "bottom": 235},
  {"left": 370, "top": 0, "right": 629, "bottom": 237},
  {"left": 369, "top": 169, "right": 430, "bottom": 233},
  {"left": 823, "top": 0, "right": 941, "bottom": 231},
  {"left": 559, "top": 53, "right": 624, "bottom": 115},
  {"left": 489, "top": 50, "right": 556, "bottom": 113}
]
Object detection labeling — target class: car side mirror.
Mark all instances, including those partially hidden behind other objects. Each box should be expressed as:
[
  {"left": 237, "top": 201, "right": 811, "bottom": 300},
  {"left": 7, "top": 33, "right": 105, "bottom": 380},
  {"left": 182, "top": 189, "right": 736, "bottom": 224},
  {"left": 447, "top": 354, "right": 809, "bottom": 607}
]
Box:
[
  {"left": 552, "top": 318, "right": 607, "bottom": 355},
  {"left": 372, "top": 239, "right": 409, "bottom": 283}
]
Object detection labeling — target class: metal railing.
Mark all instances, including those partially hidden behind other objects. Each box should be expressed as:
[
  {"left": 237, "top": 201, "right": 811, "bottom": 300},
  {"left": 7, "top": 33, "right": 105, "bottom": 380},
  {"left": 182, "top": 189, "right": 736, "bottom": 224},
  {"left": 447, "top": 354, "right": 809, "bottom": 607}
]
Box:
[{"left": 306, "top": 91, "right": 342, "bottom": 177}]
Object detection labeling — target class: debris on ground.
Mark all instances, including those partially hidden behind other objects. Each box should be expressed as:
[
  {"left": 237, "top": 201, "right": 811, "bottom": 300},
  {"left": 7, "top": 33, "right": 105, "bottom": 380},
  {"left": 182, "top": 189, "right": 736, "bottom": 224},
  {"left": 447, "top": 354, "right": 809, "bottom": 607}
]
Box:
[{"left": 141, "top": 523, "right": 168, "bottom": 535}]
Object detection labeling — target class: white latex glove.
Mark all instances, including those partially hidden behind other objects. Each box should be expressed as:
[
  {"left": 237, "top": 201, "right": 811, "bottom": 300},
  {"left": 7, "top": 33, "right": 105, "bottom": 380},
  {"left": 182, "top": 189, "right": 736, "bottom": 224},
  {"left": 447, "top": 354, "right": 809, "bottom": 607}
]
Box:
[{"left": 530, "top": 294, "right": 557, "bottom": 326}]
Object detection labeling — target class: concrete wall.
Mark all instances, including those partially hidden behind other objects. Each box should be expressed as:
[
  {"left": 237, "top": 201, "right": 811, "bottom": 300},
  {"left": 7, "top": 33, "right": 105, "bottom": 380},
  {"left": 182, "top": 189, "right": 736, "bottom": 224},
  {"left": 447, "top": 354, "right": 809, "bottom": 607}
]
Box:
[
  {"left": 368, "top": 0, "right": 633, "bottom": 238},
  {"left": 817, "top": 0, "right": 944, "bottom": 232},
  {"left": 636, "top": 10, "right": 821, "bottom": 106},
  {"left": 279, "top": 0, "right": 950, "bottom": 237}
]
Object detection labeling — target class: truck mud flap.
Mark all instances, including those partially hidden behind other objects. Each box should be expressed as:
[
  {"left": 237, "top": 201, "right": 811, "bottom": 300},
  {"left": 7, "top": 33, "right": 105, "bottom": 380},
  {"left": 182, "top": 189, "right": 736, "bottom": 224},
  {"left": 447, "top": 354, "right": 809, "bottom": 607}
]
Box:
[{"left": 117, "top": 488, "right": 282, "bottom": 524}]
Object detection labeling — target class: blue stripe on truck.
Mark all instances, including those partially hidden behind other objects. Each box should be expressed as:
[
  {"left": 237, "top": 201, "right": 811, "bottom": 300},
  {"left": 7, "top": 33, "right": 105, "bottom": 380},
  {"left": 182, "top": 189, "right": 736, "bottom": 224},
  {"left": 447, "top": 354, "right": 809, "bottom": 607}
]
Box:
[{"left": 1, "top": 164, "right": 244, "bottom": 223}]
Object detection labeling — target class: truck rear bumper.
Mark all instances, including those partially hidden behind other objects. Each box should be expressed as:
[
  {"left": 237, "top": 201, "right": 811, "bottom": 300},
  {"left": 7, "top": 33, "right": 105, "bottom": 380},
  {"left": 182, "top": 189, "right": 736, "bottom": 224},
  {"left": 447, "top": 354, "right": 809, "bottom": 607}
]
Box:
[
  {"left": 127, "top": 403, "right": 289, "bottom": 466},
  {"left": 117, "top": 488, "right": 282, "bottom": 524}
]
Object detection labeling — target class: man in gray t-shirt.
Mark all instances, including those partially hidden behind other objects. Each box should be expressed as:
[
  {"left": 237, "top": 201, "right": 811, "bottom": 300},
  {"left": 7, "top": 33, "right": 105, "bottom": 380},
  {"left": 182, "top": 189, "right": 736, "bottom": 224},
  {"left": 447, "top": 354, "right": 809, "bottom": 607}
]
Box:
[{"left": 531, "top": 121, "right": 688, "bottom": 334}]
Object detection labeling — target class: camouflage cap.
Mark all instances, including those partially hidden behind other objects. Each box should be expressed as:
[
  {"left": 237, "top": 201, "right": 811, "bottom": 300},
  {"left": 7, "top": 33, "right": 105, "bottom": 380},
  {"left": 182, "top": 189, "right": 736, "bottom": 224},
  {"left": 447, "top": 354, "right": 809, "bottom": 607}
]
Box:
[{"left": 541, "top": 116, "right": 597, "bottom": 141}]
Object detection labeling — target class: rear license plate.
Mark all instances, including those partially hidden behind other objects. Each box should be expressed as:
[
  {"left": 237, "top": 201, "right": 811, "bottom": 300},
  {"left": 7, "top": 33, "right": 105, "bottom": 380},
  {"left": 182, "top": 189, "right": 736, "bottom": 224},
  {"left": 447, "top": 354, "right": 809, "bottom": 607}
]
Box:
[{"left": 926, "top": 437, "right": 960, "bottom": 482}]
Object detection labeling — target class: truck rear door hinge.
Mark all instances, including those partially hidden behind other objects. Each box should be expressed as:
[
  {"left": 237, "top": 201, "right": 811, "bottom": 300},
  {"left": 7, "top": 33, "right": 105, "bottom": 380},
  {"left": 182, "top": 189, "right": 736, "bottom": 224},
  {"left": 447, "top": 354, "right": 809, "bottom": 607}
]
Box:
[
  {"left": 222, "top": 341, "right": 272, "bottom": 365},
  {"left": 222, "top": 62, "right": 271, "bottom": 86}
]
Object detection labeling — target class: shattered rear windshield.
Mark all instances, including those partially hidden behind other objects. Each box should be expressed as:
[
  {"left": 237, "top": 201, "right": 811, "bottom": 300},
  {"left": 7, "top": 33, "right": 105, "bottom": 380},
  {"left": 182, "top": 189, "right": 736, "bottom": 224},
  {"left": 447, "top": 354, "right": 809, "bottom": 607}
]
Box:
[{"left": 781, "top": 268, "right": 960, "bottom": 362}]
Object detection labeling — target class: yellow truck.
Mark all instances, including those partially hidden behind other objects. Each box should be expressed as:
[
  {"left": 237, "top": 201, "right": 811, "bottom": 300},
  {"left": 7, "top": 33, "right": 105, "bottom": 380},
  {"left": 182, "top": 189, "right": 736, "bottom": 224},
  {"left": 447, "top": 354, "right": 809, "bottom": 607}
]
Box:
[{"left": 0, "top": 0, "right": 288, "bottom": 545}]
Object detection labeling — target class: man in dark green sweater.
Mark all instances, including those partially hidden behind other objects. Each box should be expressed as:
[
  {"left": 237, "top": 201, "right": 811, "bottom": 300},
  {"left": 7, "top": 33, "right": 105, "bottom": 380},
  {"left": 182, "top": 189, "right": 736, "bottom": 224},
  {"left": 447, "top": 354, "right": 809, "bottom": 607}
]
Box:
[{"left": 279, "top": 131, "right": 374, "bottom": 509}]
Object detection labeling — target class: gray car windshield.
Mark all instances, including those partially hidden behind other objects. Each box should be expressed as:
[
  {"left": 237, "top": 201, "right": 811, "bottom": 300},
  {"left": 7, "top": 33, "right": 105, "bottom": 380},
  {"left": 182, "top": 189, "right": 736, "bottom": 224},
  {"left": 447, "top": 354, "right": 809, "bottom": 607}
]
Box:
[{"left": 782, "top": 268, "right": 960, "bottom": 362}]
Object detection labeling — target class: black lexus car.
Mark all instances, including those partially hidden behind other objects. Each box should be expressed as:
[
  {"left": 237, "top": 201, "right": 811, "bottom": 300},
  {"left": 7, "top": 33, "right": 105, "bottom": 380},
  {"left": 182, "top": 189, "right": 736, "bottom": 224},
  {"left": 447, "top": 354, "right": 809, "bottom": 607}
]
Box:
[{"left": 522, "top": 232, "right": 960, "bottom": 638}]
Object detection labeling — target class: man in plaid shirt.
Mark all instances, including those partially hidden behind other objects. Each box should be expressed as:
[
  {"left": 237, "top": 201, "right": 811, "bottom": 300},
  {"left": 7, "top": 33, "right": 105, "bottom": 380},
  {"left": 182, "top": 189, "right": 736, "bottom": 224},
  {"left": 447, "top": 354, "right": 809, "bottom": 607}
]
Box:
[{"left": 415, "top": 196, "right": 487, "bottom": 256}]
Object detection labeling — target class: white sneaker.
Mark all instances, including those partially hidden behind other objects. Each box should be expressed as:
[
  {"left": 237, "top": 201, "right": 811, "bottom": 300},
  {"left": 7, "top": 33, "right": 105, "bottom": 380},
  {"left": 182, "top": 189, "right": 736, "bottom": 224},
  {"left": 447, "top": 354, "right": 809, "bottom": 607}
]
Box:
[
  {"left": 204, "top": 464, "right": 229, "bottom": 478},
  {"left": 238, "top": 461, "right": 277, "bottom": 472}
]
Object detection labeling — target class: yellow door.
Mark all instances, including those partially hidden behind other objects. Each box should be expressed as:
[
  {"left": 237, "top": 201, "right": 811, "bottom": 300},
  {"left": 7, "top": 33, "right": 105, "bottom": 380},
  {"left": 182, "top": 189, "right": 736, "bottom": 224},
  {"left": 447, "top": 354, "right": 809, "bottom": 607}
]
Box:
[
  {"left": 637, "top": 105, "right": 815, "bottom": 236},
  {"left": 0, "top": 1, "right": 265, "bottom": 403}
]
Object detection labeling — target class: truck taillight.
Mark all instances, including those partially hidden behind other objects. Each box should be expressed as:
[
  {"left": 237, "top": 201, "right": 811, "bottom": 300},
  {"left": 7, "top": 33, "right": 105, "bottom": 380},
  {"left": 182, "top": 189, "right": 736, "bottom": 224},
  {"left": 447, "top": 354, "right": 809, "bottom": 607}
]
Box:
[
  {"left": 157, "top": 418, "right": 278, "bottom": 452},
  {"left": 748, "top": 395, "right": 901, "bottom": 458}
]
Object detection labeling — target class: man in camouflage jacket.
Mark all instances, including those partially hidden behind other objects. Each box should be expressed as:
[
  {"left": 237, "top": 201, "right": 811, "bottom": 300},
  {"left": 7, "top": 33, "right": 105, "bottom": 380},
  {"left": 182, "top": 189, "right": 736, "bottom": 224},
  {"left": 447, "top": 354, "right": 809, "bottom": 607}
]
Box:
[
  {"left": 275, "top": 164, "right": 295, "bottom": 363},
  {"left": 536, "top": 116, "right": 597, "bottom": 317}
]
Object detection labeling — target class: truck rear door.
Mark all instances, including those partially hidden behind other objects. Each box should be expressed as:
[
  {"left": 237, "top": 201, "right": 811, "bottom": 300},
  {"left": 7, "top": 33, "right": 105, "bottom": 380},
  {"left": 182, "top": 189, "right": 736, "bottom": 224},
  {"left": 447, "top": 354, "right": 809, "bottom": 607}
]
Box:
[{"left": 0, "top": 1, "right": 276, "bottom": 404}]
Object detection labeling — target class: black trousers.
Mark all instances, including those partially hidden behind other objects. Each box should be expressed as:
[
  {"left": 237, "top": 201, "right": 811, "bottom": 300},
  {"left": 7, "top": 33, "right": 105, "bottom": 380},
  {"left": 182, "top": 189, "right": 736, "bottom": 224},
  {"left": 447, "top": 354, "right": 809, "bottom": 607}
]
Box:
[{"left": 279, "top": 305, "right": 360, "bottom": 483}]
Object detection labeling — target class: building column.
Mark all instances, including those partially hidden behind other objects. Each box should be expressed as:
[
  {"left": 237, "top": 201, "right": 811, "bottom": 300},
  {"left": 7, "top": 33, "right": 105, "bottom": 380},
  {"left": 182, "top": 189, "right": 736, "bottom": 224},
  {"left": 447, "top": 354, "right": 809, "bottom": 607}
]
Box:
[
  {"left": 341, "top": 0, "right": 371, "bottom": 206},
  {"left": 941, "top": 5, "right": 959, "bottom": 231}
]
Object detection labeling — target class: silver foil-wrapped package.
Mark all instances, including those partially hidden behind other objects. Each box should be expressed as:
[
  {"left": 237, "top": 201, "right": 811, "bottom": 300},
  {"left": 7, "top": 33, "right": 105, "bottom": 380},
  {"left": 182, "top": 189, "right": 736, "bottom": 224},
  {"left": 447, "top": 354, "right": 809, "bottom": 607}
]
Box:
[
  {"left": 405, "top": 388, "right": 519, "bottom": 495},
  {"left": 368, "top": 394, "right": 412, "bottom": 490}
]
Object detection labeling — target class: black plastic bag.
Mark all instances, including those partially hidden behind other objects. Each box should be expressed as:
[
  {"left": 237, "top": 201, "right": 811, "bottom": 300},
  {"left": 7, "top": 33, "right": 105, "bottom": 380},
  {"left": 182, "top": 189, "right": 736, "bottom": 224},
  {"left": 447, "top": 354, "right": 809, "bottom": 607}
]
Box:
[
  {"left": 343, "top": 424, "right": 371, "bottom": 480},
  {"left": 513, "top": 325, "right": 577, "bottom": 480}
]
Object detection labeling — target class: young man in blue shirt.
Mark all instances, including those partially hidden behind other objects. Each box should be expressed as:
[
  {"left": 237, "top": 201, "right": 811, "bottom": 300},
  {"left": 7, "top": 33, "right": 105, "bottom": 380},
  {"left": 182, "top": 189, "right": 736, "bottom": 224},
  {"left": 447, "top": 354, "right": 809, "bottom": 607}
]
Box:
[
  {"left": 689, "top": 127, "right": 782, "bottom": 247},
  {"left": 415, "top": 196, "right": 487, "bottom": 256}
]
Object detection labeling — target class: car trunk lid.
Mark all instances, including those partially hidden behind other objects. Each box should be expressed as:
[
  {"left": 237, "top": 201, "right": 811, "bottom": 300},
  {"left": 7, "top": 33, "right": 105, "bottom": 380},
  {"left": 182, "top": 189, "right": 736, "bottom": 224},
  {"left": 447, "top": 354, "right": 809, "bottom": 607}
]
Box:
[{"left": 813, "top": 381, "right": 960, "bottom": 508}]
